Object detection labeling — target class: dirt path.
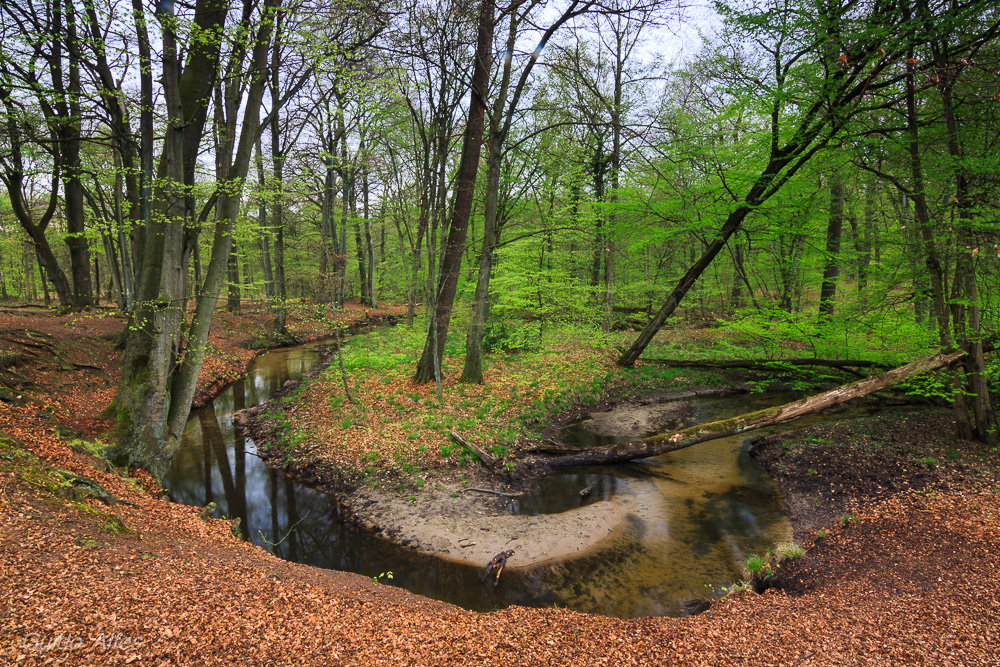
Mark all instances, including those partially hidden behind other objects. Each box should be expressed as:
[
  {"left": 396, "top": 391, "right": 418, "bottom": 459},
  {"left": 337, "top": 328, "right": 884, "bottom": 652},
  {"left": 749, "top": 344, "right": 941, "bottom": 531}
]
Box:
[{"left": 2, "top": 309, "right": 998, "bottom": 665}]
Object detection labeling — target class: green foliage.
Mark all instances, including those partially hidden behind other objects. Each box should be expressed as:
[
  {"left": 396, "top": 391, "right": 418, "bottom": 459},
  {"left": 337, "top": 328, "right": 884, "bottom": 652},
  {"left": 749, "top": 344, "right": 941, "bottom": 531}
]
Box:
[
  {"left": 743, "top": 554, "right": 771, "bottom": 578},
  {"left": 482, "top": 320, "right": 539, "bottom": 354},
  {"left": 721, "top": 580, "right": 753, "bottom": 597}
]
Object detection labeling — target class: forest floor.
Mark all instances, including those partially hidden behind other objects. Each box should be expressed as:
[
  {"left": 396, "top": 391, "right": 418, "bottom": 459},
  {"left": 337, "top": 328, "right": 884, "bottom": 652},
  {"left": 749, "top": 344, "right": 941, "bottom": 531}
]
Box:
[{"left": 1, "top": 306, "right": 999, "bottom": 665}]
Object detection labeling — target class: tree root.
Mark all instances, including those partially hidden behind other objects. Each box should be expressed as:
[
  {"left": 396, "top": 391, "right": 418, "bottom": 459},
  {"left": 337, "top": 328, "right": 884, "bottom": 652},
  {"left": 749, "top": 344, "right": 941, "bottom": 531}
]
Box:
[
  {"left": 2, "top": 482, "right": 49, "bottom": 519},
  {"left": 53, "top": 469, "right": 136, "bottom": 507}
]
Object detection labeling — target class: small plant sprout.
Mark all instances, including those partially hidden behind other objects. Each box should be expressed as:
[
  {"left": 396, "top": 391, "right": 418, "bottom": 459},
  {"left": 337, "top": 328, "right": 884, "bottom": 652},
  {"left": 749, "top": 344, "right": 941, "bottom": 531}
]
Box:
[
  {"left": 840, "top": 513, "right": 856, "bottom": 527},
  {"left": 775, "top": 542, "right": 805, "bottom": 561},
  {"left": 372, "top": 571, "right": 394, "bottom": 584},
  {"left": 722, "top": 580, "right": 753, "bottom": 598},
  {"left": 814, "top": 529, "right": 828, "bottom": 540},
  {"left": 742, "top": 554, "right": 771, "bottom": 579}
]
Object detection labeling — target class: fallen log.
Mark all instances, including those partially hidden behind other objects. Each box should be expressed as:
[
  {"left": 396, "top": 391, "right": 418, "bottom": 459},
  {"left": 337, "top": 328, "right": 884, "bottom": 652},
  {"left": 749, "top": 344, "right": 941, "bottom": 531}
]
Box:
[
  {"left": 641, "top": 358, "right": 892, "bottom": 370},
  {"left": 545, "top": 349, "right": 966, "bottom": 467},
  {"left": 450, "top": 431, "right": 498, "bottom": 467}
]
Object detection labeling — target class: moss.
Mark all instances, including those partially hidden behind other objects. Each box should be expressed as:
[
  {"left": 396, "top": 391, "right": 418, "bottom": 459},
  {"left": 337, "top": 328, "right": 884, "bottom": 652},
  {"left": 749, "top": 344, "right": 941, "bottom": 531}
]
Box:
[
  {"left": 115, "top": 404, "right": 133, "bottom": 434},
  {"left": 68, "top": 439, "right": 111, "bottom": 459},
  {"left": 5, "top": 444, "right": 70, "bottom": 496},
  {"left": 75, "top": 534, "right": 101, "bottom": 549},
  {"left": 100, "top": 514, "right": 140, "bottom": 538},
  {"left": 97, "top": 399, "right": 118, "bottom": 420},
  {"left": 71, "top": 500, "right": 139, "bottom": 538}
]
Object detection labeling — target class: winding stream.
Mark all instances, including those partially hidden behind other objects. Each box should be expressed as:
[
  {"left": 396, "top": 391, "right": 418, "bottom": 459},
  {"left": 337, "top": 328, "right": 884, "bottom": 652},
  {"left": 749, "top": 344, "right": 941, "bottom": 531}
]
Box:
[{"left": 165, "top": 337, "right": 807, "bottom": 618}]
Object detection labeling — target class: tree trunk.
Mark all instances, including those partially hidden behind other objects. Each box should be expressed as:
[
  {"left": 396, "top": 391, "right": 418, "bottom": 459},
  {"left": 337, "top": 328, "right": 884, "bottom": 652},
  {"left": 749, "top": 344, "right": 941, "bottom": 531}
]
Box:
[
  {"left": 414, "top": 0, "right": 494, "bottom": 384},
  {"left": 849, "top": 189, "right": 872, "bottom": 310},
  {"left": 110, "top": 0, "right": 224, "bottom": 476},
  {"left": 460, "top": 8, "right": 515, "bottom": 384},
  {"left": 227, "top": 241, "right": 241, "bottom": 313},
  {"left": 932, "top": 46, "right": 998, "bottom": 445},
  {"left": 545, "top": 349, "right": 967, "bottom": 466},
  {"left": 361, "top": 134, "right": 376, "bottom": 307},
  {"left": 617, "top": 204, "right": 754, "bottom": 367},
  {"left": 818, "top": 172, "right": 844, "bottom": 322},
  {"left": 352, "top": 189, "right": 369, "bottom": 304},
  {"left": 130, "top": 0, "right": 154, "bottom": 282},
  {"left": 55, "top": 0, "right": 93, "bottom": 309},
  {"left": 269, "top": 10, "right": 287, "bottom": 333},
  {"left": 25, "top": 227, "right": 73, "bottom": 309},
  {"left": 109, "top": 0, "right": 278, "bottom": 479},
  {"left": 255, "top": 138, "right": 274, "bottom": 300}
]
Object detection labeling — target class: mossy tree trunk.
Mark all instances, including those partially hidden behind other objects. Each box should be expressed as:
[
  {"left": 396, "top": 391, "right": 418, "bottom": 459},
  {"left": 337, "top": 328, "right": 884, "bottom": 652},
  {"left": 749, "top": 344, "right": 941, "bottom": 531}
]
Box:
[{"left": 109, "top": 0, "right": 280, "bottom": 479}]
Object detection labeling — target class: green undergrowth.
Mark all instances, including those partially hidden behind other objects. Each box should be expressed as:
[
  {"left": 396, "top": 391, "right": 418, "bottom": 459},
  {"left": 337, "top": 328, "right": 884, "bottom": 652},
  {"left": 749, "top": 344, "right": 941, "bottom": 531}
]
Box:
[
  {"left": 629, "top": 307, "right": 953, "bottom": 396},
  {"left": 257, "top": 313, "right": 943, "bottom": 491},
  {"left": 258, "top": 319, "right": 628, "bottom": 486}
]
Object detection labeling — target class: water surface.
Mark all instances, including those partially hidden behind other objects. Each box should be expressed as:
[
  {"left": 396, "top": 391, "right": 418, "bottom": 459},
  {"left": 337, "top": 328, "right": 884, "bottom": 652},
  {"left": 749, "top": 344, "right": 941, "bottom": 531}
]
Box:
[{"left": 166, "top": 340, "right": 802, "bottom": 618}]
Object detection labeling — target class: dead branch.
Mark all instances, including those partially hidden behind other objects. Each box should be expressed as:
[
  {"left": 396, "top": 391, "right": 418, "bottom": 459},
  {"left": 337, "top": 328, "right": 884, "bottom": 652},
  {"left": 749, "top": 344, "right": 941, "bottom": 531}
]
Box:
[
  {"left": 544, "top": 349, "right": 967, "bottom": 467},
  {"left": 450, "top": 431, "right": 498, "bottom": 467}
]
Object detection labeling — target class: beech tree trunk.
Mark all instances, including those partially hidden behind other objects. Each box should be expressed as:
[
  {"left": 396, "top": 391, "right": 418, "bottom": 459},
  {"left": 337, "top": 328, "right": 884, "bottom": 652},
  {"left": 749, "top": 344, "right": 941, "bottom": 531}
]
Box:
[
  {"left": 109, "top": 0, "right": 279, "bottom": 479},
  {"left": 545, "top": 349, "right": 967, "bottom": 466},
  {"left": 460, "top": 0, "right": 595, "bottom": 382},
  {"left": 414, "top": 0, "right": 494, "bottom": 383},
  {"left": 818, "top": 173, "right": 844, "bottom": 322}
]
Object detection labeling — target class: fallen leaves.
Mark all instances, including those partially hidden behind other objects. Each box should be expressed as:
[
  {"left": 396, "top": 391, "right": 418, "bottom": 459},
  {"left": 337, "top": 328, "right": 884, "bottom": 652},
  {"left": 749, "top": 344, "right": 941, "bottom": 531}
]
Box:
[{"left": 2, "top": 306, "right": 1000, "bottom": 665}]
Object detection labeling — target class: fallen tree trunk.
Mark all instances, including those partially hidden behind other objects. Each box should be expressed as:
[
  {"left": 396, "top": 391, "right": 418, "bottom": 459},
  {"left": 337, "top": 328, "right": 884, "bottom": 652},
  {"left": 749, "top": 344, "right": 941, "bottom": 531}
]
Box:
[
  {"left": 641, "top": 358, "right": 892, "bottom": 370},
  {"left": 451, "top": 431, "right": 497, "bottom": 467},
  {"left": 545, "top": 349, "right": 966, "bottom": 467}
]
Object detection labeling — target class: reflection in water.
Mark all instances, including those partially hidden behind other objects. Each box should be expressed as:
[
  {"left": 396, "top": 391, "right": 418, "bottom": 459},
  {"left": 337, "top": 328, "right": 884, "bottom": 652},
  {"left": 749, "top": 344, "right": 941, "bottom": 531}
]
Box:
[
  {"left": 166, "top": 340, "right": 804, "bottom": 618},
  {"left": 505, "top": 393, "right": 801, "bottom": 617}
]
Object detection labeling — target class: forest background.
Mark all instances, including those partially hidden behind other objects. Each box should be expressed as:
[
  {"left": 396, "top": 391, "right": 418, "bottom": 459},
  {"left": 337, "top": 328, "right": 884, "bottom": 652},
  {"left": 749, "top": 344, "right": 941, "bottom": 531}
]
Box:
[{"left": 0, "top": 0, "right": 997, "bottom": 477}]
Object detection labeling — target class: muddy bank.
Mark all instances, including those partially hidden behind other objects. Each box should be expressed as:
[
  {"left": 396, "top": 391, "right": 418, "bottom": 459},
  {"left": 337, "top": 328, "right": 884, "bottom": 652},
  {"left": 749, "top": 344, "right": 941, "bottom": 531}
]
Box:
[
  {"left": 239, "top": 383, "right": 787, "bottom": 581},
  {"left": 239, "top": 399, "right": 628, "bottom": 570},
  {"left": 351, "top": 481, "right": 627, "bottom": 568},
  {"left": 539, "top": 386, "right": 748, "bottom": 441},
  {"left": 237, "top": 384, "right": 732, "bottom": 572}
]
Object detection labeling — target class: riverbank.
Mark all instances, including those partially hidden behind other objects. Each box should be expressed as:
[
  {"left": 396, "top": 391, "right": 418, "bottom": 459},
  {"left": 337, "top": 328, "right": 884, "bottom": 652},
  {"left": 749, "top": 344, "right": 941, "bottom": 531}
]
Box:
[
  {"left": 3, "top": 426, "right": 998, "bottom": 664},
  {"left": 749, "top": 407, "right": 1000, "bottom": 544},
  {"left": 238, "top": 321, "right": 754, "bottom": 570},
  {"left": 2, "top": 309, "right": 999, "bottom": 664},
  {"left": 0, "top": 300, "right": 408, "bottom": 440}
]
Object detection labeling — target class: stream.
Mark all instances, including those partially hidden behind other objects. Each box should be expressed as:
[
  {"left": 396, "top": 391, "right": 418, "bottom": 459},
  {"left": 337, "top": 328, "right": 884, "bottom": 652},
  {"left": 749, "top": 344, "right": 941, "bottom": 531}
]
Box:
[{"left": 165, "top": 337, "right": 820, "bottom": 618}]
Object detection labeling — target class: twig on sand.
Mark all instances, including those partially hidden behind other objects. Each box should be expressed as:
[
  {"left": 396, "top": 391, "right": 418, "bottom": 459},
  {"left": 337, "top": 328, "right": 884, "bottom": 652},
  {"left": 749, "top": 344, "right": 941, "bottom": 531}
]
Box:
[{"left": 459, "top": 487, "right": 524, "bottom": 498}]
